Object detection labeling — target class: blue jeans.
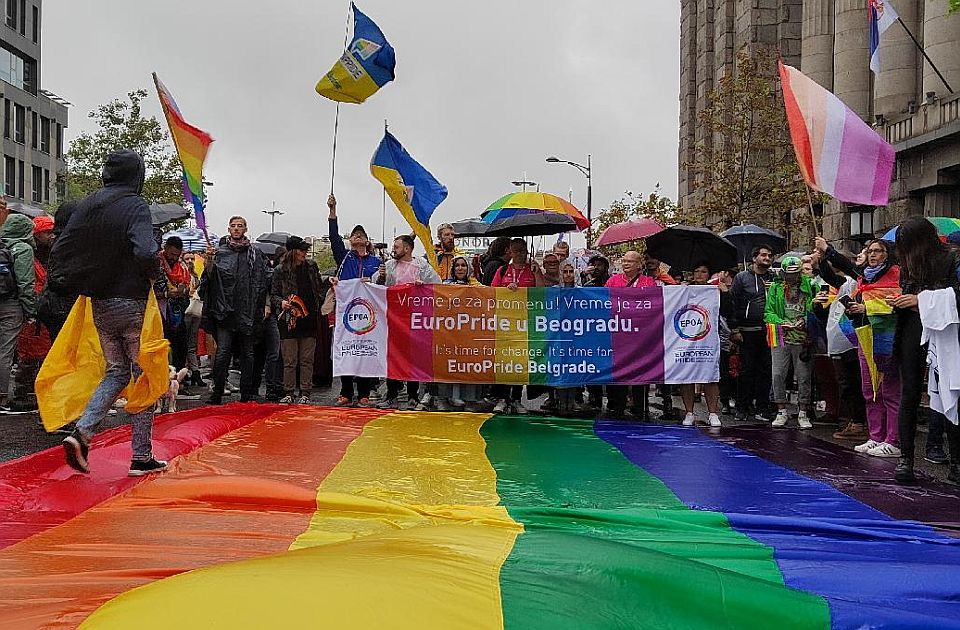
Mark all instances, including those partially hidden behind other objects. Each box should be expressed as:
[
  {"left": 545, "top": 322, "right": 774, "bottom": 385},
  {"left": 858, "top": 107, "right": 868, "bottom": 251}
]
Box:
[{"left": 76, "top": 298, "right": 155, "bottom": 461}]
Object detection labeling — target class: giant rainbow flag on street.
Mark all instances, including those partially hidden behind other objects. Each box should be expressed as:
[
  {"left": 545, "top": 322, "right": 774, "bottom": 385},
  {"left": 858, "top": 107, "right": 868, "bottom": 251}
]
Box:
[
  {"left": 2, "top": 404, "right": 959, "bottom": 628},
  {"left": 779, "top": 61, "right": 895, "bottom": 206},
  {"left": 316, "top": 3, "right": 396, "bottom": 104},
  {"left": 152, "top": 73, "right": 214, "bottom": 235}
]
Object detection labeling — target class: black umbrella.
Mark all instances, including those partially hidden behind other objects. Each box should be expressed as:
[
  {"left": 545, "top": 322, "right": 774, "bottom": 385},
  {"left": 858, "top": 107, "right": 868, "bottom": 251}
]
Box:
[
  {"left": 451, "top": 217, "right": 489, "bottom": 236},
  {"left": 6, "top": 201, "right": 47, "bottom": 218},
  {"left": 482, "top": 213, "right": 578, "bottom": 237},
  {"left": 253, "top": 241, "right": 283, "bottom": 257},
  {"left": 256, "top": 231, "right": 292, "bottom": 246},
  {"left": 150, "top": 203, "right": 191, "bottom": 226},
  {"left": 645, "top": 226, "right": 738, "bottom": 273},
  {"left": 720, "top": 224, "right": 787, "bottom": 262}
]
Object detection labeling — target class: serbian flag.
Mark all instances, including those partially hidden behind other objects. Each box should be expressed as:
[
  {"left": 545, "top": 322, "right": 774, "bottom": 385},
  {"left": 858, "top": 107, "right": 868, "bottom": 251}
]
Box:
[
  {"left": 370, "top": 131, "right": 448, "bottom": 271},
  {"left": 869, "top": 0, "right": 900, "bottom": 75},
  {"left": 316, "top": 3, "right": 396, "bottom": 104},
  {"left": 779, "top": 61, "right": 895, "bottom": 206},
  {"left": 153, "top": 73, "right": 214, "bottom": 234}
]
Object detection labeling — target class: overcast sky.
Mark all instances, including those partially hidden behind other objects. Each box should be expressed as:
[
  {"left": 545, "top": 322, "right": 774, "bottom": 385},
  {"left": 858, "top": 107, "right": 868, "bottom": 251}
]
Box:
[{"left": 43, "top": 1, "right": 679, "bottom": 250}]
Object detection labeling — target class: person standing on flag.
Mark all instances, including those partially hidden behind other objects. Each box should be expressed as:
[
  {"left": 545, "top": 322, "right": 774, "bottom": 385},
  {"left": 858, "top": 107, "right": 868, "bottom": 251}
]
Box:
[{"left": 327, "top": 194, "right": 382, "bottom": 407}]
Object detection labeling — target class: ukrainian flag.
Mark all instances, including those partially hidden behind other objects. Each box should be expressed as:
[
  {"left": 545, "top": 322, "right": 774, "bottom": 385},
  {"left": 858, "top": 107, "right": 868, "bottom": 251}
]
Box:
[
  {"left": 316, "top": 3, "right": 395, "bottom": 104},
  {"left": 370, "top": 131, "right": 448, "bottom": 271}
]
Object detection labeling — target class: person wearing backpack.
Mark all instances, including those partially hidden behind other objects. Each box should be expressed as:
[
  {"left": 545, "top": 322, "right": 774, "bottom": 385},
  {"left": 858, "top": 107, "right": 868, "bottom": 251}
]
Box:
[{"left": 0, "top": 213, "right": 37, "bottom": 412}]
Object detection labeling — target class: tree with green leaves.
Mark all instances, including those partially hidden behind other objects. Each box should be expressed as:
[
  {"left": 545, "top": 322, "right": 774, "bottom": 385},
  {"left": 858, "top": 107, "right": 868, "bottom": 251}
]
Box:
[
  {"left": 591, "top": 185, "right": 677, "bottom": 255},
  {"left": 950, "top": 0, "right": 959, "bottom": 14},
  {"left": 63, "top": 89, "right": 184, "bottom": 207},
  {"left": 683, "top": 47, "right": 817, "bottom": 240}
]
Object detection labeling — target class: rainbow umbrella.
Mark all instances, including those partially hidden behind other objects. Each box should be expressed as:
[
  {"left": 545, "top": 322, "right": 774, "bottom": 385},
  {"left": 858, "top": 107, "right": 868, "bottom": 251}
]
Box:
[
  {"left": 481, "top": 192, "right": 590, "bottom": 231},
  {"left": 882, "top": 217, "right": 960, "bottom": 241}
]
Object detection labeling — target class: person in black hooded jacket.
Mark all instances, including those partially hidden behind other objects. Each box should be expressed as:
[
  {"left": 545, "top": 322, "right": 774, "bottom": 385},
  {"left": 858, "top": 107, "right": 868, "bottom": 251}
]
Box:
[{"left": 53, "top": 149, "right": 168, "bottom": 477}]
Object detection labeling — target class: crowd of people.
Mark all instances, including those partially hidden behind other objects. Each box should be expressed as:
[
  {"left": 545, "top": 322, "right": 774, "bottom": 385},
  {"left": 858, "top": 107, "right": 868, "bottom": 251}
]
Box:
[{"left": 0, "top": 150, "right": 953, "bottom": 485}]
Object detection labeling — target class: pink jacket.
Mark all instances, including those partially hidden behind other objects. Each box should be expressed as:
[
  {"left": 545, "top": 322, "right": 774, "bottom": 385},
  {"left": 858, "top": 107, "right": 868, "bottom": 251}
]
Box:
[{"left": 605, "top": 273, "right": 656, "bottom": 288}]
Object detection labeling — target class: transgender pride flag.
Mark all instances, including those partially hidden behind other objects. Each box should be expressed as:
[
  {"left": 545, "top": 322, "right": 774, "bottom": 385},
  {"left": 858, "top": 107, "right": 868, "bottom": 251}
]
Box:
[{"left": 779, "top": 61, "right": 895, "bottom": 206}]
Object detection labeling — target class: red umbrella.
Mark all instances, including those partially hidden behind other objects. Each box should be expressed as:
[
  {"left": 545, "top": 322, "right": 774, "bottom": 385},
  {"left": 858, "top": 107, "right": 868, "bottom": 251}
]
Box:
[{"left": 595, "top": 219, "right": 664, "bottom": 247}]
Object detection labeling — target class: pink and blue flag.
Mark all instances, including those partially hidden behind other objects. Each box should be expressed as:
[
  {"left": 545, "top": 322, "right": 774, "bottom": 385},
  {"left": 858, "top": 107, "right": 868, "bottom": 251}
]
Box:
[
  {"left": 779, "top": 61, "right": 895, "bottom": 206},
  {"left": 869, "top": 0, "right": 899, "bottom": 75}
]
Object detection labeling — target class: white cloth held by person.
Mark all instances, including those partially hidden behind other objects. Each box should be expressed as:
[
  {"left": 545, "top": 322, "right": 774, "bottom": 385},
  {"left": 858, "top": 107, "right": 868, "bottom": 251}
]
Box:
[{"left": 919, "top": 288, "right": 960, "bottom": 425}]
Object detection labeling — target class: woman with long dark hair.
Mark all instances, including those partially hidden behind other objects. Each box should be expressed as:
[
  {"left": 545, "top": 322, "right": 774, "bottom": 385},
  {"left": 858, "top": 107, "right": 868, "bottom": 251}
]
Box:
[{"left": 891, "top": 216, "right": 960, "bottom": 483}]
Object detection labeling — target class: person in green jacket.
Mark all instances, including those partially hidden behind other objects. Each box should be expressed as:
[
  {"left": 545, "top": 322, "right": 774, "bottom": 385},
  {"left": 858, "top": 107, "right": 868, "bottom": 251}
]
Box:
[
  {"left": 0, "top": 213, "right": 37, "bottom": 410},
  {"left": 764, "top": 255, "right": 815, "bottom": 430}
]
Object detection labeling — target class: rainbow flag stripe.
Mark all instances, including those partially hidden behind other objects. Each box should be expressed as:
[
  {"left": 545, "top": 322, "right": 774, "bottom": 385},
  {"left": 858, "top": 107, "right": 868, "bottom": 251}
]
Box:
[
  {"left": 2, "top": 406, "right": 959, "bottom": 628},
  {"left": 153, "top": 73, "right": 214, "bottom": 233}
]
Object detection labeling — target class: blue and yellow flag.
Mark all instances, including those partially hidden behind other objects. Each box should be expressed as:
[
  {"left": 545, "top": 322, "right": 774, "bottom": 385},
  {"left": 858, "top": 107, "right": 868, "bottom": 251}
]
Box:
[
  {"left": 370, "top": 131, "right": 448, "bottom": 271},
  {"left": 316, "top": 3, "right": 395, "bottom": 104}
]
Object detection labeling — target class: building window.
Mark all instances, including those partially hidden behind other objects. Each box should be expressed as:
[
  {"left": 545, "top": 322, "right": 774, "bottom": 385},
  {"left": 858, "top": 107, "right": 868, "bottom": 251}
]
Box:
[
  {"left": 18, "top": 0, "right": 24, "bottom": 35},
  {"left": 3, "top": 156, "right": 13, "bottom": 197},
  {"left": 31, "top": 4, "right": 36, "bottom": 43},
  {"left": 13, "top": 103, "right": 24, "bottom": 143},
  {"left": 17, "top": 159, "right": 24, "bottom": 198},
  {"left": 43, "top": 167, "right": 48, "bottom": 202},
  {"left": 2, "top": 99, "right": 8, "bottom": 139},
  {"left": 30, "top": 110, "right": 36, "bottom": 148},
  {"left": 849, "top": 206, "right": 876, "bottom": 242},
  {"left": 5, "top": 0, "right": 16, "bottom": 30},
  {"left": 55, "top": 122, "right": 62, "bottom": 157},
  {"left": 0, "top": 46, "right": 26, "bottom": 90},
  {"left": 31, "top": 164, "right": 40, "bottom": 202},
  {"left": 40, "top": 115, "right": 48, "bottom": 153}
]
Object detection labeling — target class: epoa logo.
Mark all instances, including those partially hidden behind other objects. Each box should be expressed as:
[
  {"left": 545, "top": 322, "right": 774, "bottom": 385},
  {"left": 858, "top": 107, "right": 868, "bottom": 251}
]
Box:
[
  {"left": 343, "top": 298, "right": 378, "bottom": 336},
  {"left": 673, "top": 304, "right": 711, "bottom": 342}
]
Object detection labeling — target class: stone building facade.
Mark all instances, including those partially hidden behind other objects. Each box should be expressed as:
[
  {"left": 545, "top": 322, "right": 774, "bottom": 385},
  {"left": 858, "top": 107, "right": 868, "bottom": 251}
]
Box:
[
  {"left": 679, "top": 0, "right": 960, "bottom": 247},
  {"left": 0, "top": 0, "right": 68, "bottom": 209}
]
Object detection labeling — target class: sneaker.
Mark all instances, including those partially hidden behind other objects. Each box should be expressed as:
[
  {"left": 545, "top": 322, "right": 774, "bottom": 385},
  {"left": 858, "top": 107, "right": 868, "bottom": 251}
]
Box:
[
  {"left": 128, "top": 458, "right": 168, "bottom": 477},
  {"left": 279, "top": 395, "right": 294, "bottom": 404},
  {"left": 295, "top": 396, "right": 310, "bottom": 405},
  {"left": 708, "top": 413, "right": 722, "bottom": 427},
  {"left": 450, "top": 398, "right": 466, "bottom": 409},
  {"left": 894, "top": 457, "right": 916, "bottom": 483},
  {"left": 334, "top": 396, "right": 352, "bottom": 407},
  {"left": 771, "top": 411, "right": 789, "bottom": 427},
  {"left": 493, "top": 399, "right": 508, "bottom": 414},
  {"left": 356, "top": 397, "right": 372, "bottom": 408},
  {"left": 832, "top": 422, "right": 868, "bottom": 440},
  {"left": 434, "top": 398, "right": 451, "bottom": 412},
  {"left": 682, "top": 413, "right": 696, "bottom": 427},
  {"left": 377, "top": 397, "right": 399, "bottom": 410},
  {"left": 854, "top": 439, "right": 881, "bottom": 453},
  {"left": 419, "top": 393, "right": 433, "bottom": 408},
  {"left": 867, "top": 442, "right": 902, "bottom": 458},
  {"left": 924, "top": 447, "right": 949, "bottom": 465},
  {"left": 797, "top": 411, "right": 813, "bottom": 430},
  {"left": 62, "top": 430, "right": 90, "bottom": 473}
]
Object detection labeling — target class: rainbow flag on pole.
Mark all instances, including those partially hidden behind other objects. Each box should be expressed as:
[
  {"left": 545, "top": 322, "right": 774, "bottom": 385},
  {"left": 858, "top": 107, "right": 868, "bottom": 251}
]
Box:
[
  {"left": 778, "top": 61, "right": 895, "bottom": 206},
  {"left": 152, "top": 73, "right": 214, "bottom": 234}
]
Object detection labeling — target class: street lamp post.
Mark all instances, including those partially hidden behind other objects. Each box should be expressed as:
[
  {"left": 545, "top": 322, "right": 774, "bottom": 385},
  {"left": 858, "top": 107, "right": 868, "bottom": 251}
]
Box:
[
  {"left": 546, "top": 154, "right": 592, "bottom": 246},
  {"left": 511, "top": 172, "right": 538, "bottom": 192},
  {"left": 262, "top": 202, "right": 285, "bottom": 232}
]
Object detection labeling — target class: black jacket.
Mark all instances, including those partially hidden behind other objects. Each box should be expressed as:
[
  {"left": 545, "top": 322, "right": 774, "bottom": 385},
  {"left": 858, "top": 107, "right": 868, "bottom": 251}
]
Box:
[
  {"left": 730, "top": 268, "right": 775, "bottom": 330},
  {"left": 48, "top": 150, "right": 157, "bottom": 300},
  {"left": 201, "top": 240, "right": 269, "bottom": 333},
  {"left": 480, "top": 256, "right": 507, "bottom": 286},
  {"left": 272, "top": 258, "right": 326, "bottom": 307}
]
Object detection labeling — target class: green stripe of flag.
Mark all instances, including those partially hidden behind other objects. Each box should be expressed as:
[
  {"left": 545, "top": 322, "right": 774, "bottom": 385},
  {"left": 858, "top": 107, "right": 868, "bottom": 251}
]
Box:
[{"left": 481, "top": 416, "right": 830, "bottom": 630}]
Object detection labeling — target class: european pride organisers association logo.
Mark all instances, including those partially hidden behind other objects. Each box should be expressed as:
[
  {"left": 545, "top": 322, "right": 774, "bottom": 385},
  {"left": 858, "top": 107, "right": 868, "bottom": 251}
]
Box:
[
  {"left": 672, "top": 304, "right": 715, "bottom": 365},
  {"left": 343, "top": 297, "right": 378, "bottom": 335}
]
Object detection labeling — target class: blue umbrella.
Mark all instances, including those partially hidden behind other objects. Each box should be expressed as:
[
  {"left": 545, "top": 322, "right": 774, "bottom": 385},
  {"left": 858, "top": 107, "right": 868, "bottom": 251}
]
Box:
[
  {"left": 162, "top": 227, "right": 218, "bottom": 252},
  {"left": 720, "top": 224, "right": 787, "bottom": 262}
]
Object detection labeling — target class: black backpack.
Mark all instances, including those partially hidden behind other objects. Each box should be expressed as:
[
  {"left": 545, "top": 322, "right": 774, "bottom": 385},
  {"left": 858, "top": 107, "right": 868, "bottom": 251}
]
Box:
[{"left": 0, "top": 245, "right": 18, "bottom": 300}]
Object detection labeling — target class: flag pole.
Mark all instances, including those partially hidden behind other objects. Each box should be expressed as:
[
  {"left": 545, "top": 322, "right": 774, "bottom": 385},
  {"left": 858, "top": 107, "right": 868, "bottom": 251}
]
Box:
[
  {"left": 896, "top": 17, "right": 954, "bottom": 94},
  {"left": 381, "top": 118, "right": 388, "bottom": 243},
  {"left": 804, "top": 183, "right": 821, "bottom": 238},
  {"left": 329, "top": 3, "right": 354, "bottom": 195}
]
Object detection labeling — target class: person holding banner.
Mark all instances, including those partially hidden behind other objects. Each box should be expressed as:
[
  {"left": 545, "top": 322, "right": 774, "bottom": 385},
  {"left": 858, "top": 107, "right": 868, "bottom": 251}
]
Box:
[
  {"left": 435, "top": 255, "right": 483, "bottom": 410},
  {"left": 679, "top": 262, "right": 722, "bottom": 427},
  {"left": 490, "top": 239, "right": 544, "bottom": 414},
  {"left": 376, "top": 234, "right": 440, "bottom": 410},
  {"left": 432, "top": 223, "right": 462, "bottom": 281},
  {"left": 328, "top": 194, "right": 382, "bottom": 407},
  {"left": 605, "top": 251, "right": 655, "bottom": 418}
]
